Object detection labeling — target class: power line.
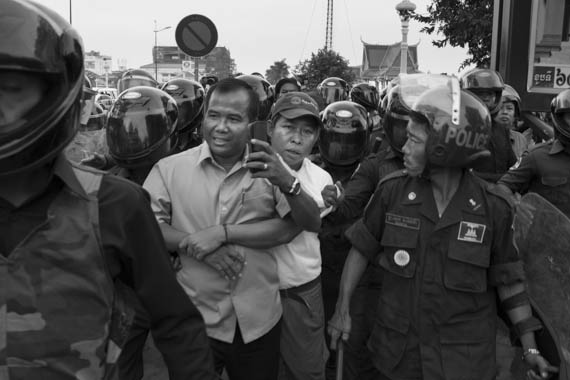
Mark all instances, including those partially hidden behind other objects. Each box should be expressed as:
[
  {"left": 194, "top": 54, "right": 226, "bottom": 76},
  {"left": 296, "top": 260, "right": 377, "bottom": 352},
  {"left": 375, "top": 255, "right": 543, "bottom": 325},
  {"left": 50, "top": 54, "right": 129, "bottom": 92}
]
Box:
[
  {"left": 342, "top": 0, "right": 357, "bottom": 63},
  {"left": 299, "top": 0, "right": 319, "bottom": 61}
]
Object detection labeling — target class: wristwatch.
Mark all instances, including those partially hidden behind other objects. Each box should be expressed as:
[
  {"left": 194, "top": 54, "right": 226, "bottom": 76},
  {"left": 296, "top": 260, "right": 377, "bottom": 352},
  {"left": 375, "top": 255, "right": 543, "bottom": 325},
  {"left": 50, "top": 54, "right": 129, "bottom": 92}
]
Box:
[{"left": 286, "top": 177, "right": 301, "bottom": 196}]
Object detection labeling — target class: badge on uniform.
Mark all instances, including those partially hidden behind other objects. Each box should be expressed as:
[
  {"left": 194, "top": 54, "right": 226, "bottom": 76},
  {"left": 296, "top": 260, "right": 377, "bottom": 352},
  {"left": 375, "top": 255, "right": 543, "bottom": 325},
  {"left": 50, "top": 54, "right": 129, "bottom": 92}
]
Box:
[
  {"left": 394, "top": 250, "right": 410, "bottom": 267},
  {"left": 385, "top": 213, "right": 420, "bottom": 230},
  {"left": 457, "top": 221, "right": 486, "bottom": 243}
]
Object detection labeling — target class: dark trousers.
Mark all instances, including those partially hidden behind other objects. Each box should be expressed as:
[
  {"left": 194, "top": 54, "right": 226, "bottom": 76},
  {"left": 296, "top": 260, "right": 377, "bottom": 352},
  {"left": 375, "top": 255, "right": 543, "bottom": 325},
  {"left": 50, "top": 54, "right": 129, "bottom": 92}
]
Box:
[
  {"left": 210, "top": 321, "right": 281, "bottom": 380},
  {"left": 344, "top": 286, "right": 381, "bottom": 380}
]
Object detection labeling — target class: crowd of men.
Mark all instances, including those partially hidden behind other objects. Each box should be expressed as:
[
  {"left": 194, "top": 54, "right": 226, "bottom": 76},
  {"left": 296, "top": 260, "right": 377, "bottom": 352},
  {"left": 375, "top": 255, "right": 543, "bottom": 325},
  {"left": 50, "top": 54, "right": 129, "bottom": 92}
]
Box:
[{"left": 2, "top": 1, "right": 570, "bottom": 380}]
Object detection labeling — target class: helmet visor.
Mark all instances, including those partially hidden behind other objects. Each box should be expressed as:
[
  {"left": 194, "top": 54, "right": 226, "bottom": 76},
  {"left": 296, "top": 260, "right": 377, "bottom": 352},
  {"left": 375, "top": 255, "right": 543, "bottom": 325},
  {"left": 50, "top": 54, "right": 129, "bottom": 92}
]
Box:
[
  {"left": 400, "top": 74, "right": 461, "bottom": 126},
  {"left": 119, "top": 77, "right": 157, "bottom": 93}
]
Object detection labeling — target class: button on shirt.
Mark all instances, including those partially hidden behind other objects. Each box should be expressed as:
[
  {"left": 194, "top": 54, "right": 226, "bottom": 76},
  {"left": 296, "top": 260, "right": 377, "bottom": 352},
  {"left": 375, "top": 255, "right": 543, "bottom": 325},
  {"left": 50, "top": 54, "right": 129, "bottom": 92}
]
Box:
[{"left": 144, "top": 142, "right": 290, "bottom": 343}]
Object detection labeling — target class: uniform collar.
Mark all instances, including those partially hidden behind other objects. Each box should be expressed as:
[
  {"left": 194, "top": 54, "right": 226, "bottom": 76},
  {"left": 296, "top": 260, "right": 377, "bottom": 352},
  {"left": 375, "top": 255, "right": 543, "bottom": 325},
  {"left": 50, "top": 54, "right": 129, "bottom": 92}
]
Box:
[
  {"left": 549, "top": 139, "right": 566, "bottom": 155},
  {"left": 401, "top": 171, "right": 485, "bottom": 228},
  {"left": 52, "top": 155, "right": 89, "bottom": 200}
]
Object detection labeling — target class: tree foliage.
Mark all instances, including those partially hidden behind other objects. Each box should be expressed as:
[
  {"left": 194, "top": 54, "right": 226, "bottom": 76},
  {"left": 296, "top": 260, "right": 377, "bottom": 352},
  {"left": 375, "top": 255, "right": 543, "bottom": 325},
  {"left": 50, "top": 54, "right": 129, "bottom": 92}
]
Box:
[
  {"left": 265, "top": 59, "right": 290, "bottom": 84},
  {"left": 413, "top": 0, "right": 493, "bottom": 69},
  {"left": 294, "top": 48, "right": 356, "bottom": 90}
]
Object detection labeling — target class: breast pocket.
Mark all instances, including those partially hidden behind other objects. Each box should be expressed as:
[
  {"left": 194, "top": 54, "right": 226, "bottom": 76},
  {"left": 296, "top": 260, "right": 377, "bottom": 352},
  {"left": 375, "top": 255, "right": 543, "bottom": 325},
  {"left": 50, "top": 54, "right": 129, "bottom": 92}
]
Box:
[
  {"left": 239, "top": 185, "right": 276, "bottom": 219},
  {"left": 378, "top": 224, "right": 419, "bottom": 279},
  {"left": 444, "top": 240, "right": 490, "bottom": 293},
  {"left": 540, "top": 176, "right": 570, "bottom": 204}
]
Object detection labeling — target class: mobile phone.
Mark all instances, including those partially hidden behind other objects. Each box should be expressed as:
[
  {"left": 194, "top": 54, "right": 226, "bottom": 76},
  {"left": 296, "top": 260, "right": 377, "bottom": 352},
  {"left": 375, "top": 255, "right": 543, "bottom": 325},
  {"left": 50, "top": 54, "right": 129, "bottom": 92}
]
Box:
[{"left": 248, "top": 120, "right": 270, "bottom": 153}]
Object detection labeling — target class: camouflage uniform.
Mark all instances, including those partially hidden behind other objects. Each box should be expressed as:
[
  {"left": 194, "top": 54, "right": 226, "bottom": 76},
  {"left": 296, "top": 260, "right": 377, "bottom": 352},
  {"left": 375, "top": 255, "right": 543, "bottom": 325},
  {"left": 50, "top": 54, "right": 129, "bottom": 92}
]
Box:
[{"left": 0, "top": 167, "right": 124, "bottom": 380}]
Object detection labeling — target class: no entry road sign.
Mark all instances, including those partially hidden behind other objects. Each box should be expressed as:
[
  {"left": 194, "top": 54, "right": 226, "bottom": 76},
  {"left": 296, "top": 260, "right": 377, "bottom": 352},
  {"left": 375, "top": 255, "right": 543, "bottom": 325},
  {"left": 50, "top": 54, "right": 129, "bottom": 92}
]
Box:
[{"left": 175, "top": 14, "right": 218, "bottom": 57}]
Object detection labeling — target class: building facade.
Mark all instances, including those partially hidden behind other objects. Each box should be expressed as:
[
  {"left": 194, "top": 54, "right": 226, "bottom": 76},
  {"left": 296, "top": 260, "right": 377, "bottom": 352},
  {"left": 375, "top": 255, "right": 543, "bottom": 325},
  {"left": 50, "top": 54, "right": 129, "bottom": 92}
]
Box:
[{"left": 141, "top": 46, "right": 236, "bottom": 84}]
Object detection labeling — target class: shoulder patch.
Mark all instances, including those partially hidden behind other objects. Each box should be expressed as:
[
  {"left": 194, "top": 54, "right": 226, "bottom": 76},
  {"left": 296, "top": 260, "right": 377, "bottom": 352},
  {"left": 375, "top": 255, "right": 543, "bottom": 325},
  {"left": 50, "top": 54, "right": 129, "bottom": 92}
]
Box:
[
  {"left": 484, "top": 181, "right": 514, "bottom": 208},
  {"left": 378, "top": 169, "right": 407, "bottom": 187}
]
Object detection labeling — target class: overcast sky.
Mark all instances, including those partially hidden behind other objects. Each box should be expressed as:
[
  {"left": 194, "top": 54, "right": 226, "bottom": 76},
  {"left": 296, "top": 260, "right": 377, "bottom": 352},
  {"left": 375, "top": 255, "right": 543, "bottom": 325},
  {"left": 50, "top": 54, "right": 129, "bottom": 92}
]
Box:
[{"left": 35, "top": 0, "right": 473, "bottom": 76}]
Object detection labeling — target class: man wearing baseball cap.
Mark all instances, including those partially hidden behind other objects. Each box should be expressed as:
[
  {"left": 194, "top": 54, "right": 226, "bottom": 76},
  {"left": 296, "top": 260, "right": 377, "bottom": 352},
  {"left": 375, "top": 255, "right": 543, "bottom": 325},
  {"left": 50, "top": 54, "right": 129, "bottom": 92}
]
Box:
[{"left": 265, "top": 92, "right": 333, "bottom": 379}]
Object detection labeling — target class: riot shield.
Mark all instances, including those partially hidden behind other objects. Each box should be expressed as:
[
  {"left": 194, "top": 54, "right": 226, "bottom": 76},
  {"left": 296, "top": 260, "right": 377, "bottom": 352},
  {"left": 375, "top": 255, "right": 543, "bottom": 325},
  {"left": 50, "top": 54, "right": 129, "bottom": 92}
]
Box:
[{"left": 513, "top": 192, "right": 570, "bottom": 379}]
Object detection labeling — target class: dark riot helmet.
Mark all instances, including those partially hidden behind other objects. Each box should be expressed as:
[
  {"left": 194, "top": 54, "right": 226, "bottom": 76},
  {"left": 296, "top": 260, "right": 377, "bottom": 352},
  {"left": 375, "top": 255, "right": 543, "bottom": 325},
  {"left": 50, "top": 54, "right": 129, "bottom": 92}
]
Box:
[
  {"left": 319, "top": 101, "right": 369, "bottom": 167},
  {"left": 117, "top": 69, "right": 157, "bottom": 94},
  {"left": 382, "top": 85, "right": 411, "bottom": 155},
  {"left": 318, "top": 77, "right": 350, "bottom": 107},
  {"left": 106, "top": 87, "right": 178, "bottom": 168},
  {"left": 404, "top": 75, "right": 492, "bottom": 168},
  {"left": 236, "top": 74, "right": 275, "bottom": 120},
  {"left": 350, "top": 83, "right": 380, "bottom": 112},
  {"left": 551, "top": 89, "right": 570, "bottom": 143},
  {"left": 460, "top": 68, "right": 505, "bottom": 115},
  {"left": 161, "top": 78, "right": 205, "bottom": 135},
  {"left": 0, "top": 0, "right": 84, "bottom": 176}
]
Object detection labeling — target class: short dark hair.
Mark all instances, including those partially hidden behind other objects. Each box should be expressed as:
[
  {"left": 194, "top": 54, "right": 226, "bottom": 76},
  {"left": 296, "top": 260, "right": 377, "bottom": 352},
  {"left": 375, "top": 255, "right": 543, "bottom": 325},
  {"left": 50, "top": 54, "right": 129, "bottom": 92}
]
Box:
[{"left": 204, "top": 78, "right": 259, "bottom": 122}]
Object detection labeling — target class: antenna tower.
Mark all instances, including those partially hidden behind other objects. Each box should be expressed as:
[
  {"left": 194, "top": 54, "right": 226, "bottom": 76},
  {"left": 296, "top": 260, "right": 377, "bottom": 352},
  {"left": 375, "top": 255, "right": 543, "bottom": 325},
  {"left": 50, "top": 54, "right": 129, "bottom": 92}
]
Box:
[{"left": 325, "top": 0, "right": 333, "bottom": 49}]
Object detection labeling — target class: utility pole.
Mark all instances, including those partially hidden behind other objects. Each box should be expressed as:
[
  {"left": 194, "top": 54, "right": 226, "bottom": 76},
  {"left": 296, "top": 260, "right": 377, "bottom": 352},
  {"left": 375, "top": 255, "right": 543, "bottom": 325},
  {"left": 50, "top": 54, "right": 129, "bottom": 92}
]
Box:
[
  {"left": 325, "top": 0, "right": 333, "bottom": 50},
  {"left": 153, "top": 20, "right": 171, "bottom": 82}
]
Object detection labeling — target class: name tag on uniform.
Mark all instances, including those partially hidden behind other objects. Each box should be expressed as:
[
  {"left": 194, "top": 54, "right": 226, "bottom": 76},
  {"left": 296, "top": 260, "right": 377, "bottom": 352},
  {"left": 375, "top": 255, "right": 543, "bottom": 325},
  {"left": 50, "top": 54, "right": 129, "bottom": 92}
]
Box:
[
  {"left": 457, "top": 221, "right": 486, "bottom": 243},
  {"left": 385, "top": 213, "right": 420, "bottom": 230}
]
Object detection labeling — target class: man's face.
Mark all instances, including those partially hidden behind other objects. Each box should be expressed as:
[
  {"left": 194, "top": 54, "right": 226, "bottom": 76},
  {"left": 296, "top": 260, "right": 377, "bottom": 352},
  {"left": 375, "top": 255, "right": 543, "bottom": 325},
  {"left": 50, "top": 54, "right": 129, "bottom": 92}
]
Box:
[
  {"left": 203, "top": 89, "right": 250, "bottom": 164},
  {"left": 494, "top": 101, "right": 516, "bottom": 128},
  {"left": 278, "top": 83, "right": 299, "bottom": 98},
  {"left": 269, "top": 115, "right": 318, "bottom": 170},
  {"left": 473, "top": 89, "right": 497, "bottom": 110},
  {"left": 402, "top": 119, "right": 428, "bottom": 177},
  {"left": 0, "top": 71, "right": 45, "bottom": 128}
]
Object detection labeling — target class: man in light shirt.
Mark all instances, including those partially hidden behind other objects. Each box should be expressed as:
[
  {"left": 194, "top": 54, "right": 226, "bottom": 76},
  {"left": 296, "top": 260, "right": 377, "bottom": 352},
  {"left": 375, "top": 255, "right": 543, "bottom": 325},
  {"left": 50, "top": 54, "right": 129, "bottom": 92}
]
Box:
[
  {"left": 144, "top": 78, "right": 321, "bottom": 380},
  {"left": 265, "top": 92, "right": 334, "bottom": 380}
]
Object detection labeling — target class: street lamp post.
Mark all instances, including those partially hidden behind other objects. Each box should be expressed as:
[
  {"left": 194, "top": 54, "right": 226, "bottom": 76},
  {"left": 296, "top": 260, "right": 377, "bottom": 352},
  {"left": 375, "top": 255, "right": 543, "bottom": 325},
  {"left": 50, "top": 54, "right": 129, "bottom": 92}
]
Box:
[
  {"left": 395, "top": 0, "right": 416, "bottom": 74},
  {"left": 153, "top": 21, "right": 171, "bottom": 81}
]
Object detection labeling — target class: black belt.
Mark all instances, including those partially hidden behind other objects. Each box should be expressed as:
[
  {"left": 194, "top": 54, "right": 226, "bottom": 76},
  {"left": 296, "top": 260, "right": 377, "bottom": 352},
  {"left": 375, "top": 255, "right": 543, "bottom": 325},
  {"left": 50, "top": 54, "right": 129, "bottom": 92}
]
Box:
[{"left": 280, "top": 275, "right": 321, "bottom": 304}]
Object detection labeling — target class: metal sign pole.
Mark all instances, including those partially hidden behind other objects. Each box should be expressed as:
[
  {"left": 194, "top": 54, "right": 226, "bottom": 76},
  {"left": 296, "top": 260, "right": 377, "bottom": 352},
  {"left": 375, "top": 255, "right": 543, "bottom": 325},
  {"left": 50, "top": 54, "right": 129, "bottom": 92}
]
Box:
[{"left": 194, "top": 57, "right": 199, "bottom": 81}]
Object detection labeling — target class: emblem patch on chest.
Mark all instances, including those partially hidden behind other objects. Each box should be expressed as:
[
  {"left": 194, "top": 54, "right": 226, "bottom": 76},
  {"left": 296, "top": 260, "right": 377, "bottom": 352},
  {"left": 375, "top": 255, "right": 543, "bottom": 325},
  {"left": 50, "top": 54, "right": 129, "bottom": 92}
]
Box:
[
  {"left": 385, "top": 213, "right": 420, "bottom": 230},
  {"left": 457, "top": 221, "right": 486, "bottom": 243}
]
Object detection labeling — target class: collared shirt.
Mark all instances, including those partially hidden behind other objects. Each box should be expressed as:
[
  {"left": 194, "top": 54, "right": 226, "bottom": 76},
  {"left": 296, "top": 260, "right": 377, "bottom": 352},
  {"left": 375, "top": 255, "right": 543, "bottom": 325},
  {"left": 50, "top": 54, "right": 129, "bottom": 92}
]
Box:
[
  {"left": 143, "top": 142, "right": 290, "bottom": 343},
  {"left": 272, "top": 158, "right": 333, "bottom": 288},
  {"left": 0, "top": 156, "right": 215, "bottom": 380},
  {"left": 498, "top": 139, "right": 570, "bottom": 217},
  {"left": 347, "top": 171, "right": 523, "bottom": 380}
]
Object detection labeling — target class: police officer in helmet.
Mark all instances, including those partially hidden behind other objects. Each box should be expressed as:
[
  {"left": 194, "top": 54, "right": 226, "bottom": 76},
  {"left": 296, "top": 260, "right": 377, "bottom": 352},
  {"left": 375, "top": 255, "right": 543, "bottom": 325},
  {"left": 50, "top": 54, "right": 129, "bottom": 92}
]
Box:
[
  {"left": 107, "top": 86, "right": 179, "bottom": 185},
  {"left": 329, "top": 75, "right": 557, "bottom": 380},
  {"left": 318, "top": 77, "right": 350, "bottom": 108},
  {"left": 316, "top": 100, "right": 369, "bottom": 376},
  {"left": 461, "top": 68, "right": 517, "bottom": 182},
  {"left": 499, "top": 89, "right": 570, "bottom": 218},
  {"left": 350, "top": 83, "right": 382, "bottom": 147},
  {"left": 0, "top": 1, "right": 215, "bottom": 378},
  {"left": 161, "top": 78, "right": 205, "bottom": 151}
]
